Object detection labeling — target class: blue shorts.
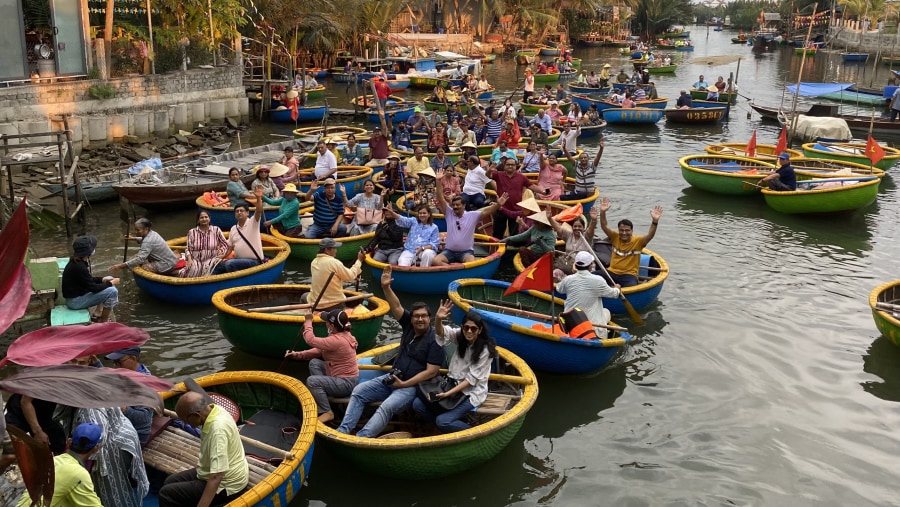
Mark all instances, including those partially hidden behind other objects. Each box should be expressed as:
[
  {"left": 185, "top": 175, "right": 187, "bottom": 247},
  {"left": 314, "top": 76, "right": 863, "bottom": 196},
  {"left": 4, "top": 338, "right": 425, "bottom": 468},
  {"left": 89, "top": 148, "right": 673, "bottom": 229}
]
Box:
[{"left": 439, "top": 249, "right": 475, "bottom": 263}]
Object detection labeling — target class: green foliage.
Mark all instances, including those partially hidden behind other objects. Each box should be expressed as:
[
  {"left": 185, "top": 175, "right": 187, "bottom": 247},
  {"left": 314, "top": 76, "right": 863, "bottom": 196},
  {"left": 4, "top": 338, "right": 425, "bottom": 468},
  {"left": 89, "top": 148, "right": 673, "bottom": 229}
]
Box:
[
  {"left": 724, "top": 0, "right": 776, "bottom": 30},
  {"left": 87, "top": 83, "right": 117, "bottom": 100},
  {"left": 86, "top": 67, "right": 101, "bottom": 80},
  {"left": 22, "top": 0, "right": 51, "bottom": 30},
  {"left": 561, "top": 8, "right": 595, "bottom": 40},
  {"left": 630, "top": 0, "right": 694, "bottom": 37}
]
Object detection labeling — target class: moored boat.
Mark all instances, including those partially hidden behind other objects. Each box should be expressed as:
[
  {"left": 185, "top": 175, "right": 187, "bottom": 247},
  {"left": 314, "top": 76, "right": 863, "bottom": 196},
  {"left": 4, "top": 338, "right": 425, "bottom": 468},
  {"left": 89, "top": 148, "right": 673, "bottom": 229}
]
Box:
[
  {"left": 447, "top": 278, "right": 631, "bottom": 374},
  {"left": 533, "top": 72, "right": 561, "bottom": 83},
  {"left": 538, "top": 45, "right": 561, "bottom": 56},
  {"left": 602, "top": 107, "right": 665, "bottom": 125},
  {"left": 517, "top": 99, "right": 572, "bottom": 115},
  {"left": 362, "top": 234, "right": 505, "bottom": 294},
  {"left": 664, "top": 106, "right": 727, "bottom": 124},
  {"left": 270, "top": 227, "right": 375, "bottom": 261},
  {"left": 213, "top": 284, "right": 389, "bottom": 357},
  {"left": 841, "top": 52, "right": 869, "bottom": 62},
  {"left": 647, "top": 64, "right": 677, "bottom": 74},
  {"left": 132, "top": 233, "right": 290, "bottom": 304},
  {"left": 705, "top": 143, "right": 803, "bottom": 161},
  {"left": 316, "top": 343, "right": 537, "bottom": 478},
  {"left": 145, "top": 371, "right": 317, "bottom": 506},
  {"left": 801, "top": 142, "right": 900, "bottom": 171},
  {"left": 269, "top": 105, "right": 329, "bottom": 123},
  {"left": 690, "top": 88, "right": 738, "bottom": 104},
  {"left": 789, "top": 157, "right": 886, "bottom": 178},
  {"left": 679, "top": 154, "right": 776, "bottom": 195},
  {"left": 577, "top": 122, "right": 606, "bottom": 137},
  {"left": 292, "top": 125, "right": 370, "bottom": 143},
  {"left": 760, "top": 176, "right": 880, "bottom": 214},
  {"left": 869, "top": 280, "right": 900, "bottom": 347},
  {"left": 111, "top": 172, "right": 257, "bottom": 209}
]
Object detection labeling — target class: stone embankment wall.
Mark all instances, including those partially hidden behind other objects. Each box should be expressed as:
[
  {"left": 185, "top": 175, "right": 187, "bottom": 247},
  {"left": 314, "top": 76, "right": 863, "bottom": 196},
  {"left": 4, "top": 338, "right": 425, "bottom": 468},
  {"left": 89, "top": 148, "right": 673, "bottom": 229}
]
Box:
[
  {"left": 828, "top": 20, "right": 900, "bottom": 54},
  {"left": 0, "top": 66, "right": 249, "bottom": 152}
]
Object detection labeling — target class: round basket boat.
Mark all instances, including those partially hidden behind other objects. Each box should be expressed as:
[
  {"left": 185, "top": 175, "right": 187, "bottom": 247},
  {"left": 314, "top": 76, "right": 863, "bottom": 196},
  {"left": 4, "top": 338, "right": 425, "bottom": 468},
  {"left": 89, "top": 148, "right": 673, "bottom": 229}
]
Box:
[
  {"left": 270, "top": 226, "right": 375, "bottom": 261},
  {"left": 294, "top": 166, "right": 374, "bottom": 200},
  {"left": 213, "top": 284, "right": 389, "bottom": 358},
  {"left": 801, "top": 142, "right": 900, "bottom": 171},
  {"left": 760, "top": 176, "right": 880, "bottom": 214},
  {"left": 705, "top": 143, "right": 803, "bottom": 161},
  {"left": 679, "top": 154, "right": 777, "bottom": 195},
  {"left": 315, "top": 343, "right": 538, "bottom": 479},
  {"left": 293, "top": 125, "right": 370, "bottom": 144},
  {"left": 132, "top": 233, "right": 290, "bottom": 305},
  {"left": 870, "top": 280, "right": 900, "bottom": 347},
  {"left": 363, "top": 234, "right": 505, "bottom": 294},
  {"left": 392, "top": 143, "right": 465, "bottom": 164},
  {"left": 394, "top": 190, "right": 497, "bottom": 232},
  {"left": 194, "top": 191, "right": 293, "bottom": 230},
  {"left": 151, "top": 371, "right": 317, "bottom": 506}
]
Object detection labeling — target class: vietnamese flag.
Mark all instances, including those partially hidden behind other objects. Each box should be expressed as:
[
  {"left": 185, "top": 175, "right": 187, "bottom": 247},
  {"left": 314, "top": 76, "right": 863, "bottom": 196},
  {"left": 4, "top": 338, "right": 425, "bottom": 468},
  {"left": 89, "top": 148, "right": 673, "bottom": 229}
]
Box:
[
  {"left": 746, "top": 129, "right": 757, "bottom": 157},
  {"left": 504, "top": 252, "right": 554, "bottom": 296},
  {"left": 775, "top": 126, "right": 788, "bottom": 155},
  {"left": 866, "top": 134, "right": 885, "bottom": 165},
  {"left": 290, "top": 98, "right": 299, "bottom": 122}
]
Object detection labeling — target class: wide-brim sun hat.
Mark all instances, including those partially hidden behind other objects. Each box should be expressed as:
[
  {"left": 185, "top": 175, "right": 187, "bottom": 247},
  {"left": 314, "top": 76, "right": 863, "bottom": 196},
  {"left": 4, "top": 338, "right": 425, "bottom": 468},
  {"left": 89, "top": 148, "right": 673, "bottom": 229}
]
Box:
[
  {"left": 286, "top": 90, "right": 299, "bottom": 99},
  {"left": 418, "top": 167, "right": 436, "bottom": 178},
  {"left": 268, "top": 162, "right": 290, "bottom": 178},
  {"left": 528, "top": 210, "right": 552, "bottom": 226},
  {"left": 517, "top": 197, "right": 541, "bottom": 214},
  {"left": 282, "top": 183, "right": 300, "bottom": 193}
]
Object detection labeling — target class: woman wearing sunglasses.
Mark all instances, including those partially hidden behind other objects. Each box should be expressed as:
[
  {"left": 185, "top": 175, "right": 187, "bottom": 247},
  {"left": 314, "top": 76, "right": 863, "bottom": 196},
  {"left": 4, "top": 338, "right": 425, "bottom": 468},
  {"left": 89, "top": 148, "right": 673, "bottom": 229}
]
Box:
[{"left": 412, "top": 300, "right": 497, "bottom": 433}]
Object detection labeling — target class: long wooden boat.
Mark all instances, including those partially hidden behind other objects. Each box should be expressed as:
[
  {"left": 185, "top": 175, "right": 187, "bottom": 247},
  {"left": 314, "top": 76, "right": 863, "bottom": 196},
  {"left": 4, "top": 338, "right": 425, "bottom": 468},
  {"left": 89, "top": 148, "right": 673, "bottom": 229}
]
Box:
[
  {"left": 706, "top": 143, "right": 803, "bottom": 161},
  {"left": 664, "top": 106, "right": 726, "bottom": 124},
  {"left": 568, "top": 84, "right": 609, "bottom": 95},
  {"left": 571, "top": 94, "right": 668, "bottom": 113},
  {"left": 111, "top": 172, "right": 256, "bottom": 209},
  {"left": 194, "top": 191, "right": 291, "bottom": 230},
  {"left": 362, "top": 234, "right": 505, "bottom": 294},
  {"left": 647, "top": 64, "right": 677, "bottom": 74},
  {"left": 689, "top": 88, "right": 737, "bottom": 104},
  {"left": 602, "top": 108, "right": 665, "bottom": 124},
  {"left": 146, "top": 371, "right": 317, "bottom": 506},
  {"left": 316, "top": 343, "right": 537, "bottom": 478},
  {"left": 350, "top": 94, "right": 410, "bottom": 108},
  {"left": 817, "top": 88, "right": 887, "bottom": 106},
  {"left": 753, "top": 103, "right": 900, "bottom": 136},
  {"left": 518, "top": 99, "right": 572, "bottom": 115},
  {"left": 679, "top": 154, "right": 777, "bottom": 195},
  {"left": 801, "top": 142, "right": 900, "bottom": 171},
  {"left": 448, "top": 278, "right": 631, "bottom": 374},
  {"left": 270, "top": 105, "right": 329, "bottom": 123},
  {"left": 870, "top": 280, "right": 900, "bottom": 347},
  {"left": 512, "top": 248, "right": 669, "bottom": 313},
  {"left": 533, "top": 72, "right": 561, "bottom": 83},
  {"left": 131, "top": 234, "right": 290, "bottom": 305},
  {"left": 385, "top": 77, "right": 411, "bottom": 90},
  {"left": 270, "top": 227, "right": 375, "bottom": 261},
  {"left": 538, "top": 45, "right": 561, "bottom": 56},
  {"left": 213, "top": 285, "right": 389, "bottom": 357},
  {"left": 691, "top": 99, "right": 731, "bottom": 118},
  {"left": 760, "top": 176, "right": 880, "bottom": 214}
]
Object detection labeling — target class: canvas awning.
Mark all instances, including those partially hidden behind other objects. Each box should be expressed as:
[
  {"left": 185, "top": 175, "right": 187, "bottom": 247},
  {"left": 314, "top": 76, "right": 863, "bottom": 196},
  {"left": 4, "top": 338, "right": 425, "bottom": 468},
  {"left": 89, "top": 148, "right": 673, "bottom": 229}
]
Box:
[{"left": 784, "top": 82, "right": 853, "bottom": 96}]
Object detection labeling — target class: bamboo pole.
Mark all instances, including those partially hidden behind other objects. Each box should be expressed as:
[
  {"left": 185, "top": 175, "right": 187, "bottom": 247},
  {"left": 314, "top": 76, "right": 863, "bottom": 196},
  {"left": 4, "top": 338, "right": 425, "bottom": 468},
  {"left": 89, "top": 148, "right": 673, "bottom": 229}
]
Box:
[
  {"left": 458, "top": 297, "right": 628, "bottom": 331},
  {"left": 246, "top": 293, "right": 374, "bottom": 313},
  {"left": 788, "top": 3, "right": 819, "bottom": 146}
]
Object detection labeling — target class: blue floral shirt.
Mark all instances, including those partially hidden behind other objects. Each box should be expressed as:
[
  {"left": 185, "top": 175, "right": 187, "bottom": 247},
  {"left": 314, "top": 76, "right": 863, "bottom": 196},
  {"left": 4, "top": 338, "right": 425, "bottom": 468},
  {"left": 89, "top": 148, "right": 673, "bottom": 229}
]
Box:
[{"left": 396, "top": 215, "right": 440, "bottom": 253}]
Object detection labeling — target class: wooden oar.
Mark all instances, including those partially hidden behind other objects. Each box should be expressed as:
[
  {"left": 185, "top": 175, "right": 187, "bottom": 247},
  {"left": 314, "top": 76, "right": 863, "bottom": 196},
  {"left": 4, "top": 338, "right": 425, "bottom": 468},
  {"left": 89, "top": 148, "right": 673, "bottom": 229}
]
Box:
[
  {"left": 170, "top": 245, "right": 284, "bottom": 252},
  {"left": 577, "top": 235, "right": 643, "bottom": 325},
  {"left": 875, "top": 302, "right": 900, "bottom": 312},
  {"left": 162, "top": 409, "right": 295, "bottom": 461},
  {"left": 459, "top": 297, "right": 627, "bottom": 332},
  {"left": 277, "top": 271, "right": 336, "bottom": 372},
  {"left": 357, "top": 364, "right": 534, "bottom": 385},
  {"left": 741, "top": 180, "right": 766, "bottom": 190},
  {"left": 247, "top": 293, "right": 373, "bottom": 313}
]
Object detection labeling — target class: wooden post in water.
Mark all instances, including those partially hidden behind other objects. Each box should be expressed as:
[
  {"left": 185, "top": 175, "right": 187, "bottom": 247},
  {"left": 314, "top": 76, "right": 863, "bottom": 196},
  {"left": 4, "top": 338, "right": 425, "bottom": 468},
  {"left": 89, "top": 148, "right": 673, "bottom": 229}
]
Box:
[{"left": 788, "top": 3, "right": 819, "bottom": 146}]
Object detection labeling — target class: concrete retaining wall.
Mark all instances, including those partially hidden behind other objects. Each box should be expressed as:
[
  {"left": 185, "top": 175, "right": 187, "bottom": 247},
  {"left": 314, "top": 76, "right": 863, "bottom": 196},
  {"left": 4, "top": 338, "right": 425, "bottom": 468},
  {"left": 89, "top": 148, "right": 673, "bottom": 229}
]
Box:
[
  {"left": 0, "top": 66, "right": 248, "bottom": 151},
  {"left": 828, "top": 22, "right": 900, "bottom": 53}
]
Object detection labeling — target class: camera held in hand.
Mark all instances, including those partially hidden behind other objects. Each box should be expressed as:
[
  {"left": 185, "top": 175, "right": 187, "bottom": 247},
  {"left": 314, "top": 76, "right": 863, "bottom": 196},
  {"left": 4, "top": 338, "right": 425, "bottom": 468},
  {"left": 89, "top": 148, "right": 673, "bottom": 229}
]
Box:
[{"left": 382, "top": 368, "right": 402, "bottom": 385}]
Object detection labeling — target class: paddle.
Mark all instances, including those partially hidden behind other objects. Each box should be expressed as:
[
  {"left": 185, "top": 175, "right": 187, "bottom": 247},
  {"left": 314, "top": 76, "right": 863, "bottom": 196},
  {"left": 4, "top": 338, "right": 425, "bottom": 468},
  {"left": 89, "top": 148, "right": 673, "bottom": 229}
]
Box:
[
  {"left": 247, "top": 293, "right": 373, "bottom": 314},
  {"left": 278, "top": 271, "right": 336, "bottom": 372},
  {"left": 875, "top": 302, "right": 900, "bottom": 312},
  {"left": 161, "top": 409, "right": 295, "bottom": 461},
  {"left": 576, "top": 234, "right": 643, "bottom": 325},
  {"left": 741, "top": 180, "right": 766, "bottom": 190}
]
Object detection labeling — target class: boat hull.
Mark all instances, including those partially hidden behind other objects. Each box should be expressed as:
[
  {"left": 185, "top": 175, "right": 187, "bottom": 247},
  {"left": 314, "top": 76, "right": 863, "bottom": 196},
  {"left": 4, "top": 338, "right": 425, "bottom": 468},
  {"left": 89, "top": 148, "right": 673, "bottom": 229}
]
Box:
[
  {"left": 679, "top": 154, "right": 776, "bottom": 195},
  {"left": 801, "top": 142, "right": 900, "bottom": 171},
  {"left": 568, "top": 84, "right": 609, "bottom": 95},
  {"left": 690, "top": 89, "right": 737, "bottom": 104},
  {"left": 533, "top": 73, "right": 561, "bottom": 83},
  {"left": 647, "top": 65, "right": 677, "bottom": 74},
  {"left": 213, "top": 285, "right": 389, "bottom": 357},
  {"left": 602, "top": 108, "right": 665, "bottom": 124},
  {"left": 705, "top": 143, "right": 803, "bottom": 161},
  {"left": 577, "top": 123, "right": 606, "bottom": 137},
  {"left": 761, "top": 177, "right": 880, "bottom": 214},
  {"left": 271, "top": 228, "right": 375, "bottom": 261},
  {"left": 367, "top": 106, "right": 416, "bottom": 124},
  {"left": 665, "top": 107, "right": 726, "bottom": 124},
  {"left": 270, "top": 106, "right": 329, "bottom": 123},
  {"left": 194, "top": 192, "right": 287, "bottom": 230},
  {"left": 448, "top": 278, "right": 631, "bottom": 374},
  {"left": 518, "top": 100, "right": 571, "bottom": 115},
  {"left": 870, "top": 281, "right": 900, "bottom": 347},
  {"left": 112, "top": 173, "right": 256, "bottom": 209}
]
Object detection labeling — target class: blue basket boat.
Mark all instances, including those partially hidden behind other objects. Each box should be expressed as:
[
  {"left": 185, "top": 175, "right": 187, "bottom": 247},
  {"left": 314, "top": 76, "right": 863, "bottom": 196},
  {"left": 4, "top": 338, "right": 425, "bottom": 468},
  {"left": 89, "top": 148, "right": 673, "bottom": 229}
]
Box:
[{"left": 602, "top": 108, "right": 665, "bottom": 124}]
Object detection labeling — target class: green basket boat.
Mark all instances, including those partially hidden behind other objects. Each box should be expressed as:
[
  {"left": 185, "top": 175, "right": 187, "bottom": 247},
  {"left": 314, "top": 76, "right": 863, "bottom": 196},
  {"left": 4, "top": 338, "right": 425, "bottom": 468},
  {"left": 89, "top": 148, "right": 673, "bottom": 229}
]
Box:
[
  {"left": 422, "top": 97, "right": 479, "bottom": 114},
  {"left": 533, "top": 72, "right": 561, "bottom": 83},
  {"left": 213, "top": 284, "right": 389, "bottom": 358},
  {"left": 705, "top": 143, "right": 803, "bottom": 161},
  {"left": 870, "top": 280, "right": 900, "bottom": 347},
  {"left": 647, "top": 64, "right": 677, "bottom": 74},
  {"left": 517, "top": 99, "right": 572, "bottom": 115},
  {"left": 679, "top": 154, "right": 776, "bottom": 195},
  {"left": 760, "top": 176, "right": 880, "bottom": 214},
  {"left": 148, "top": 371, "right": 318, "bottom": 507},
  {"left": 409, "top": 76, "right": 450, "bottom": 89},
  {"left": 271, "top": 227, "right": 375, "bottom": 261},
  {"left": 689, "top": 88, "right": 738, "bottom": 104},
  {"left": 316, "top": 343, "right": 538, "bottom": 479},
  {"left": 801, "top": 142, "right": 900, "bottom": 171}
]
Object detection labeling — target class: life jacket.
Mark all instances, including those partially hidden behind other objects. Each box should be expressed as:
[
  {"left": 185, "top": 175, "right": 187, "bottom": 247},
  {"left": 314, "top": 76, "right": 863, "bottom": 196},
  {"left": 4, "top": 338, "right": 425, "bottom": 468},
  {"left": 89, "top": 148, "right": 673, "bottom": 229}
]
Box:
[{"left": 558, "top": 307, "right": 599, "bottom": 340}]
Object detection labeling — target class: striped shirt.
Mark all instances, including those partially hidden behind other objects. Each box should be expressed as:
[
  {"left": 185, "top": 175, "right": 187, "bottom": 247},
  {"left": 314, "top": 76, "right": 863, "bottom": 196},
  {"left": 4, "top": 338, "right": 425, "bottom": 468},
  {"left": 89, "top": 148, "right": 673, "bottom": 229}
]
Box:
[
  {"left": 486, "top": 117, "right": 504, "bottom": 140},
  {"left": 572, "top": 160, "right": 597, "bottom": 195},
  {"left": 311, "top": 188, "right": 344, "bottom": 228}
]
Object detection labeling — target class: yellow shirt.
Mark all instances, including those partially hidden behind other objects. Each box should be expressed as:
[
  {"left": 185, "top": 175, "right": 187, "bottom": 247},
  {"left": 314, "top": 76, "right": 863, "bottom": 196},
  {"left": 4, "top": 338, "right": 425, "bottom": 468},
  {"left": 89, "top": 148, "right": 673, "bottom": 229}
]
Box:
[
  {"left": 308, "top": 254, "right": 363, "bottom": 307},
  {"left": 405, "top": 156, "right": 430, "bottom": 178},
  {"left": 17, "top": 453, "right": 102, "bottom": 507},
  {"left": 198, "top": 404, "right": 249, "bottom": 496},
  {"left": 608, "top": 232, "right": 647, "bottom": 276}
]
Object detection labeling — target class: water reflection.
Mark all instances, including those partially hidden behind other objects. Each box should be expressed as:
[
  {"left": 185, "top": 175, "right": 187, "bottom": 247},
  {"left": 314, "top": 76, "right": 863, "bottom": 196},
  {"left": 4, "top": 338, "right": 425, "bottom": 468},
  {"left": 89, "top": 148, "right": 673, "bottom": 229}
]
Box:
[{"left": 861, "top": 335, "right": 900, "bottom": 403}]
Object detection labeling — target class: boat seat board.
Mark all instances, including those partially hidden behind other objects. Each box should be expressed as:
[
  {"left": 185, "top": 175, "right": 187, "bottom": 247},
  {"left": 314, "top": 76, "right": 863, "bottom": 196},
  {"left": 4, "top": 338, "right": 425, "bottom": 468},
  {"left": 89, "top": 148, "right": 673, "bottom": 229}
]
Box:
[
  {"left": 50, "top": 306, "right": 91, "bottom": 326},
  {"left": 327, "top": 392, "right": 517, "bottom": 415}
]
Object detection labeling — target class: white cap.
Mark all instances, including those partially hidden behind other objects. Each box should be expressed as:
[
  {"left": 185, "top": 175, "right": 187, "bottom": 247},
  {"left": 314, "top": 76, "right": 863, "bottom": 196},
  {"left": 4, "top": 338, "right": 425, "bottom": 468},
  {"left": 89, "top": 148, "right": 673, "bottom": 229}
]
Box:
[{"left": 574, "top": 251, "right": 595, "bottom": 268}]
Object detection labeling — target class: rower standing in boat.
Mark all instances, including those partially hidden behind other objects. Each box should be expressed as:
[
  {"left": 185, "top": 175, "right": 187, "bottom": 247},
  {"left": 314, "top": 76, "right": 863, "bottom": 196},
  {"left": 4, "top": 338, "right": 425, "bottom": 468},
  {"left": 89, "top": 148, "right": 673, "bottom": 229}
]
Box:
[
  {"left": 491, "top": 156, "right": 545, "bottom": 237},
  {"left": 433, "top": 168, "right": 508, "bottom": 266},
  {"left": 556, "top": 251, "right": 622, "bottom": 338},
  {"left": 597, "top": 196, "right": 662, "bottom": 287},
  {"left": 760, "top": 153, "right": 797, "bottom": 191}
]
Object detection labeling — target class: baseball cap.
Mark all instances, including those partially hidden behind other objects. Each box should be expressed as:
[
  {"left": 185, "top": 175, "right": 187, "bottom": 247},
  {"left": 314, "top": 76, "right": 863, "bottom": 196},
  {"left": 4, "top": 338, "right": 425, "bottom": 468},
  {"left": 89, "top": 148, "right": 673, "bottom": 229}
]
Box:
[
  {"left": 71, "top": 423, "right": 102, "bottom": 452},
  {"left": 574, "top": 251, "right": 595, "bottom": 268},
  {"left": 778, "top": 152, "right": 790, "bottom": 160},
  {"left": 322, "top": 178, "right": 337, "bottom": 185},
  {"left": 107, "top": 346, "right": 141, "bottom": 361},
  {"left": 319, "top": 238, "right": 343, "bottom": 249},
  {"left": 321, "top": 309, "right": 350, "bottom": 331}
]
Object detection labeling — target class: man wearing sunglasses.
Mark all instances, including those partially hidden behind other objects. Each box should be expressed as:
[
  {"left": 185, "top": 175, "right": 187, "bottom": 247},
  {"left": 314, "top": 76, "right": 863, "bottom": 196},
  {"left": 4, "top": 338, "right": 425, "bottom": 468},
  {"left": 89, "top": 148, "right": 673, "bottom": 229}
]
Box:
[{"left": 433, "top": 168, "right": 508, "bottom": 266}]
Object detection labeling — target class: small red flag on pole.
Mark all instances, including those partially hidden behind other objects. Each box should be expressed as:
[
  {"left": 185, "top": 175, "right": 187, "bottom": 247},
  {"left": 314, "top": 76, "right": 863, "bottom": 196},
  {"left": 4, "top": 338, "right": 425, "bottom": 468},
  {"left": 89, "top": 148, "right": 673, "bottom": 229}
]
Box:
[
  {"left": 866, "top": 134, "right": 885, "bottom": 166},
  {"left": 774, "top": 127, "right": 788, "bottom": 155},
  {"left": 503, "top": 252, "right": 554, "bottom": 296},
  {"left": 746, "top": 129, "right": 757, "bottom": 157}
]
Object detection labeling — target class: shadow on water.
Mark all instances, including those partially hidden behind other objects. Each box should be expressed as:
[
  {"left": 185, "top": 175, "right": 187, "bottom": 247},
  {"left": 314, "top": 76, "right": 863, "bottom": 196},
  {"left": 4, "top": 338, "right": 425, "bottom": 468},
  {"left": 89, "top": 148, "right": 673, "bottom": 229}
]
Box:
[{"left": 861, "top": 335, "right": 900, "bottom": 403}]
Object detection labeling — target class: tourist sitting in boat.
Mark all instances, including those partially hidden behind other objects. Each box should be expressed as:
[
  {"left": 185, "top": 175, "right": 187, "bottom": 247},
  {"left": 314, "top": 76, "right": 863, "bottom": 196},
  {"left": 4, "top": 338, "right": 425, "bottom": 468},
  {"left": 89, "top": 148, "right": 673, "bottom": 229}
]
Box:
[
  {"left": 521, "top": 142, "right": 542, "bottom": 173},
  {"left": 478, "top": 75, "right": 490, "bottom": 92},
  {"left": 715, "top": 76, "right": 727, "bottom": 93},
  {"left": 621, "top": 93, "right": 636, "bottom": 109},
  {"left": 263, "top": 183, "right": 304, "bottom": 237},
  {"left": 647, "top": 81, "right": 659, "bottom": 100},
  {"left": 366, "top": 212, "right": 409, "bottom": 264},
  {"left": 490, "top": 140, "right": 514, "bottom": 165},
  {"left": 314, "top": 140, "right": 338, "bottom": 180},
  {"left": 556, "top": 251, "right": 622, "bottom": 338},
  {"left": 563, "top": 139, "right": 601, "bottom": 201},
  {"left": 646, "top": 51, "right": 655, "bottom": 64},
  {"left": 492, "top": 157, "right": 545, "bottom": 237},
  {"left": 304, "top": 178, "right": 349, "bottom": 239},
  {"left": 285, "top": 308, "right": 360, "bottom": 424},
  {"left": 103, "top": 346, "right": 154, "bottom": 444},
  {"left": 551, "top": 206, "right": 598, "bottom": 275},
  {"left": 515, "top": 108, "right": 531, "bottom": 131},
  {"left": 585, "top": 104, "right": 602, "bottom": 125},
  {"left": 550, "top": 122, "right": 579, "bottom": 156},
  {"left": 225, "top": 166, "right": 254, "bottom": 209},
  {"left": 705, "top": 85, "right": 719, "bottom": 101},
  {"left": 497, "top": 119, "right": 521, "bottom": 148},
  {"left": 547, "top": 62, "right": 559, "bottom": 73},
  {"left": 676, "top": 89, "right": 693, "bottom": 108},
  {"left": 454, "top": 120, "right": 476, "bottom": 146},
  {"left": 537, "top": 61, "right": 549, "bottom": 74},
  {"left": 251, "top": 165, "right": 280, "bottom": 199},
  {"left": 365, "top": 126, "right": 390, "bottom": 168},
  {"left": 465, "top": 74, "right": 478, "bottom": 93},
  {"left": 608, "top": 88, "right": 625, "bottom": 105},
  {"left": 630, "top": 70, "right": 641, "bottom": 84},
  {"left": 447, "top": 119, "right": 463, "bottom": 142},
  {"left": 484, "top": 110, "right": 504, "bottom": 144},
  {"left": 110, "top": 218, "right": 180, "bottom": 275},
  {"left": 411, "top": 167, "right": 439, "bottom": 211},
  {"left": 451, "top": 64, "right": 465, "bottom": 79},
  {"left": 212, "top": 188, "right": 266, "bottom": 274},
  {"left": 410, "top": 107, "right": 429, "bottom": 133},
  {"left": 62, "top": 235, "right": 119, "bottom": 322},
  {"left": 337, "top": 266, "right": 444, "bottom": 437},
  {"left": 385, "top": 204, "right": 440, "bottom": 267},
  {"left": 692, "top": 74, "right": 709, "bottom": 90},
  {"left": 532, "top": 108, "right": 552, "bottom": 133},
  {"left": 304, "top": 72, "right": 319, "bottom": 89},
  {"left": 529, "top": 122, "right": 549, "bottom": 146},
  {"left": 413, "top": 301, "right": 497, "bottom": 432},
  {"left": 457, "top": 141, "right": 479, "bottom": 164},
  {"left": 576, "top": 70, "right": 588, "bottom": 85},
  {"left": 387, "top": 114, "right": 414, "bottom": 152},
  {"left": 499, "top": 210, "right": 557, "bottom": 265},
  {"left": 462, "top": 155, "right": 494, "bottom": 210},
  {"left": 662, "top": 54, "right": 672, "bottom": 66},
  {"left": 340, "top": 134, "right": 364, "bottom": 166},
  {"left": 438, "top": 165, "right": 462, "bottom": 200},
  {"left": 567, "top": 103, "right": 584, "bottom": 125},
  {"left": 555, "top": 84, "right": 568, "bottom": 102},
  {"left": 306, "top": 238, "right": 365, "bottom": 310},
  {"left": 588, "top": 71, "right": 600, "bottom": 88},
  {"left": 633, "top": 86, "right": 647, "bottom": 101},
  {"left": 275, "top": 146, "right": 300, "bottom": 190},
  {"left": 471, "top": 116, "right": 488, "bottom": 144},
  {"left": 380, "top": 154, "right": 406, "bottom": 201},
  {"left": 538, "top": 85, "right": 554, "bottom": 104},
  {"left": 597, "top": 196, "right": 662, "bottom": 287},
  {"left": 445, "top": 86, "right": 461, "bottom": 105},
  {"left": 760, "top": 153, "right": 797, "bottom": 191},
  {"left": 430, "top": 146, "right": 454, "bottom": 173},
  {"left": 537, "top": 152, "right": 567, "bottom": 200},
  {"left": 159, "top": 391, "right": 248, "bottom": 507},
  {"left": 179, "top": 211, "right": 228, "bottom": 278},
  {"left": 426, "top": 108, "right": 443, "bottom": 130},
  {"left": 403, "top": 148, "right": 426, "bottom": 183},
  {"left": 433, "top": 171, "right": 506, "bottom": 266},
  {"left": 427, "top": 123, "right": 451, "bottom": 153},
  {"left": 559, "top": 60, "right": 573, "bottom": 73}
]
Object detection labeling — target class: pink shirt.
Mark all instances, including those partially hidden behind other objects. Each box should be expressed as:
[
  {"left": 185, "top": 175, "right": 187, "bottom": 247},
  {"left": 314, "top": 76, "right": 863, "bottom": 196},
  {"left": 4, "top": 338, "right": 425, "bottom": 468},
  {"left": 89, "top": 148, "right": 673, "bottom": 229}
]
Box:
[{"left": 294, "top": 320, "right": 359, "bottom": 378}]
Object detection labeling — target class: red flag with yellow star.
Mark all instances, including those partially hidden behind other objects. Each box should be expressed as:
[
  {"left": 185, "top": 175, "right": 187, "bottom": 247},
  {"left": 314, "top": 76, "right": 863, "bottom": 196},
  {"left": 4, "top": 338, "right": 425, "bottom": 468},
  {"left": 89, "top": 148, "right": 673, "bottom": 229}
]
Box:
[
  {"left": 866, "top": 135, "right": 885, "bottom": 165},
  {"left": 504, "top": 252, "right": 554, "bottom": 296}
]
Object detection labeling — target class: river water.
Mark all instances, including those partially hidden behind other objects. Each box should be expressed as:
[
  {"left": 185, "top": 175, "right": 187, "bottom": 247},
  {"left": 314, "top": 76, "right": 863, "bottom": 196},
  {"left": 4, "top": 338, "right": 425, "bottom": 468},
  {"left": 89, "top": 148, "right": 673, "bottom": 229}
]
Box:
[{"left": 17, "top": 28, "right": 900, "bottom": 506}]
